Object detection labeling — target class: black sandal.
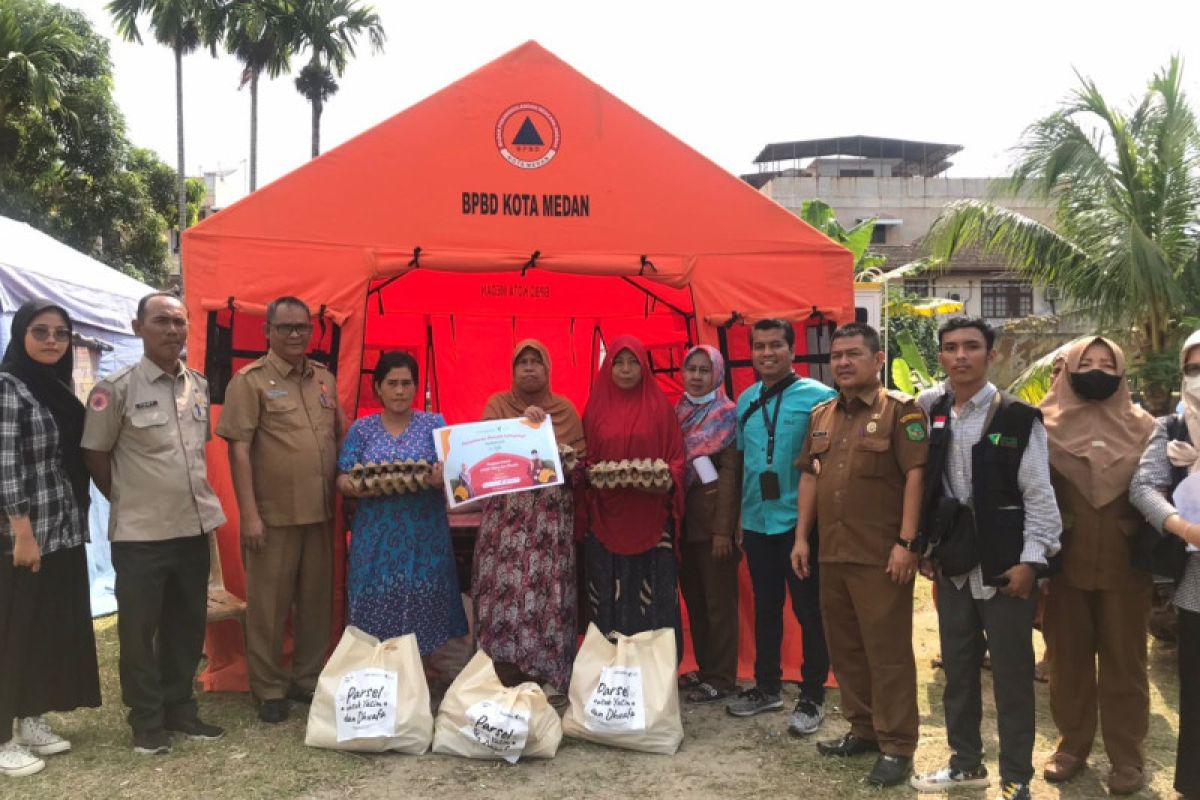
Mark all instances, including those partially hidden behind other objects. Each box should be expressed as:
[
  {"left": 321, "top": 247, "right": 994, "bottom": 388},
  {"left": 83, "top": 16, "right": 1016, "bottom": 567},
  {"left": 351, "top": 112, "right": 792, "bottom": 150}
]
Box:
[
  {"left": 686, "top": 682, "right": 730, "bottom": 703},
  {"left": 677, "top": 671, "right": 701, "bottom": 690}
]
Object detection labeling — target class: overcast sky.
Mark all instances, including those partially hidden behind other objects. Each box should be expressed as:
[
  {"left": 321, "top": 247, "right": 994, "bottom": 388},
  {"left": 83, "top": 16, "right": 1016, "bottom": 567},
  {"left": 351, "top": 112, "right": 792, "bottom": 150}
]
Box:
[{"left": 65, "top": 0, "right": 1200, "bottom": 195}]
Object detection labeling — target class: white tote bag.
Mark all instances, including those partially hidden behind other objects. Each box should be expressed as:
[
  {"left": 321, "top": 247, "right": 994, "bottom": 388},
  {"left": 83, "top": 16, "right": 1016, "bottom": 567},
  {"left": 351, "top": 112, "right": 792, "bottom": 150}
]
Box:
[
  {"left": 561, "top": 624, "right": 683, "bottom": 754},
  {"left": 305, "top": 627, "right": 433, "bottom": 754},
  {"left": 432, "top": 650, "right": 562, "bottom": 762}
]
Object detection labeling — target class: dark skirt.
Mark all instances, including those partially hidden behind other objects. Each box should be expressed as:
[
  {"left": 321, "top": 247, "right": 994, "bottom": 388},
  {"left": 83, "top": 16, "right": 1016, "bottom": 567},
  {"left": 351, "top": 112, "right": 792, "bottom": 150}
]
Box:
[
  {"left": 0, "top": 543, "right": 101, "bottom": 740},
  {"left": 1178, "top": 607, "right": 1200, "bottom": 797},
  {"left": 584, "top": 529, "right": 678, "bottom": 639}
]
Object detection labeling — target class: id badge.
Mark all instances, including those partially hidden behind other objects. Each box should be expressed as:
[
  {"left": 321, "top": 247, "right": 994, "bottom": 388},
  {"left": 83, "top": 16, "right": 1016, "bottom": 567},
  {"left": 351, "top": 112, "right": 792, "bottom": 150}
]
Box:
[{"left": 759, "top": 470, "right": 781, "bottom": 501}]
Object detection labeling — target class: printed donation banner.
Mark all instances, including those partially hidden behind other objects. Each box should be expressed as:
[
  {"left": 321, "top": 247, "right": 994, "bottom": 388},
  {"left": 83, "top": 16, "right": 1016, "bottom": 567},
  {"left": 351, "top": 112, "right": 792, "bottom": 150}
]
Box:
[{"left": 434, "top": 417, "right": 563, "bottom": 509}]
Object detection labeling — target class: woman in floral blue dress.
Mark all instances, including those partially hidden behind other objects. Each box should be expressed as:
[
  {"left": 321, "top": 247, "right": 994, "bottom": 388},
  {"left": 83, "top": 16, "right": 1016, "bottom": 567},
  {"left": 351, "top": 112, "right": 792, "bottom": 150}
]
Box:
[{"left": 335, "top": 351, "right": 467, "bottom": 655}]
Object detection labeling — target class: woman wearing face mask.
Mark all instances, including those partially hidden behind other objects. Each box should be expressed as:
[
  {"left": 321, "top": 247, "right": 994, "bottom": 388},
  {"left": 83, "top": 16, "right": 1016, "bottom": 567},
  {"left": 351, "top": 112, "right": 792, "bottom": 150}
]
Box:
[
  {"left": 1130, "top": 330, "right": 1200, "bottom": 800},
  {"left": 0, "top": 300, "right": 101, "bottom": 778},
  {"left": 674, "top": 346, "right": 741, "bottom": 703},
  {"left": 1039, "top": 337, "right": 1156, "bottom": 794}
]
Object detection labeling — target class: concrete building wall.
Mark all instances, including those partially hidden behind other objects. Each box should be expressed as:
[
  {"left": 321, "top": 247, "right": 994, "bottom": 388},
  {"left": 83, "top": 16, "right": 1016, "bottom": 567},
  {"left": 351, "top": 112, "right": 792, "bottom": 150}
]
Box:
[{"left": 759, "top": 176, "right": 1053, "bottom": 247}]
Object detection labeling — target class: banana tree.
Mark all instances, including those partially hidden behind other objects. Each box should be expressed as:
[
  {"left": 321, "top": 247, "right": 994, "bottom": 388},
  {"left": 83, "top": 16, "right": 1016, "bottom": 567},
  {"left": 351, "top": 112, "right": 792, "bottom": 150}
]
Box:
[{"left": 799, "top": 198, "right": 887, "bottom": 275}]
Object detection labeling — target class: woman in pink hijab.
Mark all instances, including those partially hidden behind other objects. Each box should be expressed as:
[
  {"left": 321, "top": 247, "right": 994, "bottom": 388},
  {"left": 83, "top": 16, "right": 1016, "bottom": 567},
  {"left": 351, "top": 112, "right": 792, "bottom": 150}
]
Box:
[{"left": 674, "top": 345, "right": 741, "bottom": 703}]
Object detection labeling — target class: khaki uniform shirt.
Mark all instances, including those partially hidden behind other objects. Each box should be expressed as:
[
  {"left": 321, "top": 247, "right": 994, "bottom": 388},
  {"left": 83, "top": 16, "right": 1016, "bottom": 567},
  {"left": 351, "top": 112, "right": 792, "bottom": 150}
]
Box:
[
  {"left": 81, "top": 357, "right": 226, "bottom": 542},
  {"left": 215, "top": 351, "right": 340, "bottom": 527},
  {"left": 799, "top": 386, "right": 928, "bottom": 566}
]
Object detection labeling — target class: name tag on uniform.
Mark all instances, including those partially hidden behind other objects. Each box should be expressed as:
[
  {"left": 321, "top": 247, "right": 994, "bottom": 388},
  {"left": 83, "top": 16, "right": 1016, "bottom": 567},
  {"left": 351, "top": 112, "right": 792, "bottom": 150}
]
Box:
[
  {"left": 811, "top": 430, "right": 828, "bottom": 438},
  {"left": 266, "top": 389, "right": 289, "bottom": 399},
  {"left": 134, "top": 400, "right": 159, "bottom": 410}
]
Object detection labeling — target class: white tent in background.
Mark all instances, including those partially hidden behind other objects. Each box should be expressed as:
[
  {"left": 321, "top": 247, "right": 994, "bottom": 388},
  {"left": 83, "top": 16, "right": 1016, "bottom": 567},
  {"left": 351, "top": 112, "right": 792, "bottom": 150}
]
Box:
[{"left": 0, "top": 215, "right": 156, "bottom": 617}]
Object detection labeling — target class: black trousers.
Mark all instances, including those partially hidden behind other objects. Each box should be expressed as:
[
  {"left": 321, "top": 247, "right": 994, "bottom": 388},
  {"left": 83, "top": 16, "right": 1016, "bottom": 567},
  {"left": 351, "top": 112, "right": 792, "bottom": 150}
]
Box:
[
  {"left": 742, "top": 528, "right": 828, "bottom": 701},
  {"left": 112, "top": 535, "right": 209, "bottom": 733},
  {"left": 1178, "top": 607, "right": 1200, "bottom": 797},
  {"left": 936, "top": 575, "right": 1038, "bottom": 785}
]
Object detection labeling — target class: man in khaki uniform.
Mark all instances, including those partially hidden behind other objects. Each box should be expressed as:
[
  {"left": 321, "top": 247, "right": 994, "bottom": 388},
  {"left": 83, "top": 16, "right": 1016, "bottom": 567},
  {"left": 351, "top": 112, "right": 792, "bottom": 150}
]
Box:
[
  {"left": 216, "top": 296, "right": 345, "bottom": 723},
  {"left": 82, "top": 292, "right": 227, "bottom": 755},
  {"left": 791, "top": 322, "right": 927, "bottom": 787}
]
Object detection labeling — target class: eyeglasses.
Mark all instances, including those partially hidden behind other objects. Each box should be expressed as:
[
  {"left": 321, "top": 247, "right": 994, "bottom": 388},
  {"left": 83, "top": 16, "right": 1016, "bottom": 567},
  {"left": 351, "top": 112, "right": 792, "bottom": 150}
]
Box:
[
  {"left": 28, "top": 326, "right": 70, "bottom": 343},
  {"left": 1184, "top": 364, "right": 1200, "bottom": 378},
  {"left": 271, "top": 323, "right": 314, "bottom": 337}
]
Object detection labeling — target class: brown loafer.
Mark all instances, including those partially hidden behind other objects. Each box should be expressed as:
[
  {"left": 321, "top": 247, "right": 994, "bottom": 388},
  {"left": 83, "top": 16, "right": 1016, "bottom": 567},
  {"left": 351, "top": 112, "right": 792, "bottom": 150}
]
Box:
[
  {"left": 1042, "top": 752, "right": 1084, "bottom": 783},
  {"left": 1107, "top": 765, "right": 1145, "bottom": 796}
]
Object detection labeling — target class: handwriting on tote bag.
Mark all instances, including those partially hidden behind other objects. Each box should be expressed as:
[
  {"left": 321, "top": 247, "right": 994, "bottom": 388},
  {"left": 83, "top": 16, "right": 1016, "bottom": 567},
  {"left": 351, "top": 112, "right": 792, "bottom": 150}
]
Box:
[
  {"left": 460, "top": 699, "right": 531, "bottom": 763},
  {"left": 335, "top": 668, "right": 398, "bottom": 742},
  {"left": 584, "top": 666, "right": 647, "bottom": 732}
]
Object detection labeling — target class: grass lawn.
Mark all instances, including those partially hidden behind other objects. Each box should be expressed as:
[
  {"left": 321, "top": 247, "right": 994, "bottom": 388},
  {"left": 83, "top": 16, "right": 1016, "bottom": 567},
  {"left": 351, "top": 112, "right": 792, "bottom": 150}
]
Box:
[{"left": 5, "top": 583, "right": 1182, "bottom": 799}]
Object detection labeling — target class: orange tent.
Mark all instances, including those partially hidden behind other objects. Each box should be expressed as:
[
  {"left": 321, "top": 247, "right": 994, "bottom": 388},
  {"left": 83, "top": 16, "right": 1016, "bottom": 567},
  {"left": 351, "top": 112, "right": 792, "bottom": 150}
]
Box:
[{"left": 183, "top": 41, "right": 853, "bottom": 691}]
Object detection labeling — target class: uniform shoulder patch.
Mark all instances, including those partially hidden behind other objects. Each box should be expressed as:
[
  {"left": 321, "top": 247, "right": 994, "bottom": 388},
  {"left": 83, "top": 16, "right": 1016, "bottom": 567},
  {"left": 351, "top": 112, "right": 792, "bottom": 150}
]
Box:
[
  {"left": 887, "top": 388, "right": 915, "bottom": 403},
  {"left": 186, "top": 367, "right": 209, "bottom": 384},
  {"left": 904, "top": 420, "right": 927, "bottom": 442},
  {"left": 87, "top": 384, "right": 111, "bottom": 412},
  {"left": 899, "top": 412, "right": 924, "bottom": 424}
]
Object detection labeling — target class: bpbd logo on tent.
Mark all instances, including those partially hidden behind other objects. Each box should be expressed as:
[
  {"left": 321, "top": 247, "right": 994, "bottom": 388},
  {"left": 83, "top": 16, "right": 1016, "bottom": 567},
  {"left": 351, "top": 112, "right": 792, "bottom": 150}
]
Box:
[{"left": 496, "top": 102, "right": 560, "bottom": 169}]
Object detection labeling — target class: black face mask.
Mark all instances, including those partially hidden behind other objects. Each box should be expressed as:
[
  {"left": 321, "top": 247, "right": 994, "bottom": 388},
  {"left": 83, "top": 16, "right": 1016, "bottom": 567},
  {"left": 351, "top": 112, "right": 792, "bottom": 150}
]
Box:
[{"left": 1068, "top": 369, "right": 1122, "bottom": 401}]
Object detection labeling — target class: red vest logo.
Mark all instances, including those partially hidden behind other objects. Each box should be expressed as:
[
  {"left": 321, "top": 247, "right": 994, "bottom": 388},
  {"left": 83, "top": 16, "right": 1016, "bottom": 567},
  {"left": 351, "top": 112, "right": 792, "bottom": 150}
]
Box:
[{"left": 496, "top": 102, "right": 560, "bottom": 169}]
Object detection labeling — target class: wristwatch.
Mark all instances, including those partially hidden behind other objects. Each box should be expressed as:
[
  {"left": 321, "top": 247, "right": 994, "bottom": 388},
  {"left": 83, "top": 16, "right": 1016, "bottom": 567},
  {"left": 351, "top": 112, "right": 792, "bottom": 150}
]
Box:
[{"left": 895, "top": 537, "right": 917, "bottom": 552}]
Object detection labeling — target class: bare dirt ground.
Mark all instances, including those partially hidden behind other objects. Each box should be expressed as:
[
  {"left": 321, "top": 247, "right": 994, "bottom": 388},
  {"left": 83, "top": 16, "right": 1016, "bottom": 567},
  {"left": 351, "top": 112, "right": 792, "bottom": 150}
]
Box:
[
  {"left": 302, "top": 586, "right": 1183, "bottom": 800},
  {"left": 5, "top": 585, "right": 1181, "bottom": 800}
]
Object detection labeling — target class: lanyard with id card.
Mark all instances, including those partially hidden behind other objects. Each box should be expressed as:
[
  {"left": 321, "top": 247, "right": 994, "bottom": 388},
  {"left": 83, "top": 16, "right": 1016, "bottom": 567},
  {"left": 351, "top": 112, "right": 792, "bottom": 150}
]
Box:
[{"left": 759, "top": 389, "right": 785, "bottom": 500}]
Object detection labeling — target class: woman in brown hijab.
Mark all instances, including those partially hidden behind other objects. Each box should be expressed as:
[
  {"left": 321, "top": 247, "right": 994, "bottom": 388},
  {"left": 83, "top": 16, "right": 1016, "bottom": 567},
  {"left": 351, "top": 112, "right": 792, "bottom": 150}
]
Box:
[
  {"left": 472, "top": 340, "right": 586, "bottom": 698},
  {"left": 1039, "top": 337, "right": 1156, "bottom": 795}
]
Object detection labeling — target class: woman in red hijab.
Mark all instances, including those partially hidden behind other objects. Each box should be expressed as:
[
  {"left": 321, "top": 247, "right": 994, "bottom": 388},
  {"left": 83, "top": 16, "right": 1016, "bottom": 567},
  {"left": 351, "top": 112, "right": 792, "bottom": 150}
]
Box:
[{"left": 581, "top": 335, "right": 685, "bottom": 638}]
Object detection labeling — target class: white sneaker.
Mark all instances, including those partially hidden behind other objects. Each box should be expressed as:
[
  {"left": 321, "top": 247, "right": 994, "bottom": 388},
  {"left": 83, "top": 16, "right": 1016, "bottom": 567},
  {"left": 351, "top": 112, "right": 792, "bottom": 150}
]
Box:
[
  {"left": 17, "top": 716, "right": 71, "bottom": 756},
  {"left": 911, "top": 764, "right": 991, "bottom": 791},
  {"left": 0, "top": 741, "right": 45, "bottom": 777}
]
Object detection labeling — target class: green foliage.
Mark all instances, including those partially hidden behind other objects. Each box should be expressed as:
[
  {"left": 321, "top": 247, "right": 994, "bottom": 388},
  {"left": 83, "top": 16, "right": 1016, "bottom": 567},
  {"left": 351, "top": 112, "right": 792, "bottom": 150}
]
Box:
[
  {"left": 889, "top": 325, "right": 940, "bottom": 395},
  {"left": 799, "top": 198, "right": 886, "bottom": 274},
  {"left": 926, "top": 57, "right": 1200, "bottom": 360},
  {"left": 185, "top": 175, "right": 205, "bottom": 225},
  {"left": 0, "top": 0, "right": 184, "bottom": 286},
  {"left": 1005, "top": 349, "right": 1060, "bottom": 406},
  {"left": 289, "top": 0, "right": 385, "bottom": 156},
  {"left": 0, "top": 1, "right": 80, "bottom": 129},
  {"left": 220, "top": 0, "right": 294, "bottom": 80},
  {"left": 106, "top": 0, "right": 204, "bottom": 53}
]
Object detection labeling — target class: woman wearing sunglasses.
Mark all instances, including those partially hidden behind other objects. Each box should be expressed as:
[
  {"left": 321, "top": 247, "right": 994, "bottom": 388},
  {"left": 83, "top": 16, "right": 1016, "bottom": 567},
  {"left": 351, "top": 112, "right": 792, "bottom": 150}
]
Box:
[{"left": 0, "top": 299, "right": 101, "bottom": 777}]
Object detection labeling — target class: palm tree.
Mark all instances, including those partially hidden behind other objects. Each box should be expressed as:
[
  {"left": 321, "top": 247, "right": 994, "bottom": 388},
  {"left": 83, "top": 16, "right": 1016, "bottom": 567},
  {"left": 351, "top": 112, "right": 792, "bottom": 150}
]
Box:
[
  {"left": 925, "top": 57, "right": 1200, "bottom": 376},
  {"left": 220, "top": 0, "right": 294, "bottom": 191},
  {"left": 289, "top": 0, "right": 384, "bottom": 158},
  {"left": 107, "top": 0, "right": 211, "bottom": 247},
  {"left": 0, "top": 4, "right": 79, "bottom": 132}
]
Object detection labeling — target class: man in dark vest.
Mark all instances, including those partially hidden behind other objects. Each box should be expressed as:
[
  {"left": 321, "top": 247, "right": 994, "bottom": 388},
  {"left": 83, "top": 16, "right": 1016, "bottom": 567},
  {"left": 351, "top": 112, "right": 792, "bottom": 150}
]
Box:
[{"left": 909, "top": 318, "right": 1061, "bottom": 800}]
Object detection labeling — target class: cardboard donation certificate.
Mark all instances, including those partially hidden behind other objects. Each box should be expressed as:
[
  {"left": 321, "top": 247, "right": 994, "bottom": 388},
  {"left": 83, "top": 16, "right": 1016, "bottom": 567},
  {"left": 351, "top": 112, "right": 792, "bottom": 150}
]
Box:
[{"left": 434, "top": 417, "right": 563, "bottom": 509}]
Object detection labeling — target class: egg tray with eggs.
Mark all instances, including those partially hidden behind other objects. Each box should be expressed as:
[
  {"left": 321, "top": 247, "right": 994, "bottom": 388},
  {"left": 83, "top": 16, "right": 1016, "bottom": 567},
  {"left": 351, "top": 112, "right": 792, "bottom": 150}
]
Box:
[{"left": 586, "top": 458, "right": 672, "bottom": 490}]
